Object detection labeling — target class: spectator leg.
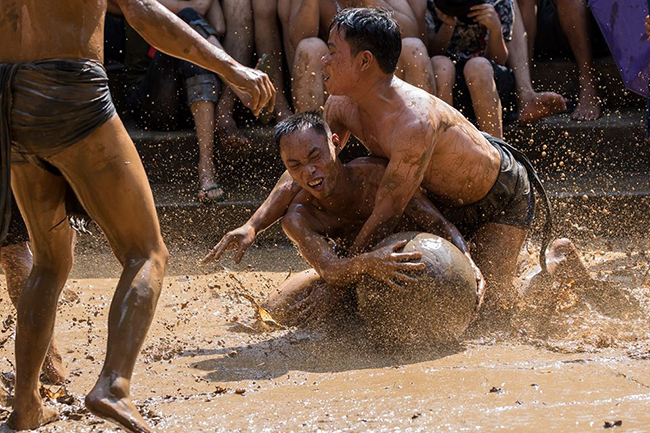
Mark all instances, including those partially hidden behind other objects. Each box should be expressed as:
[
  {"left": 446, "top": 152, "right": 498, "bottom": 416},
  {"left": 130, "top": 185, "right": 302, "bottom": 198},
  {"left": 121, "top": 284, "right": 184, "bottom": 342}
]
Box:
[
  {"left": 554, "top": 0, "right": 601, "bottom": 120},
  {"left": 216, "top": 0, "right": 255, "bottom": 148},
  {"left": 191, "top": 100, "right": 223, "bottom": 202},
  {"left": 464, "top": 57, "right": 503, "bottom": 138},
  {"left": 292, "top": 37, "right": 328, "bottom": 113},
  {"left": 431, "top": 55, "right": 455, "bottom": 105},
  {"left": 253, "top": 0, "right": 293, "bottom": 120},
  {"left": 0, "top": 242, "right": 67, "bottom": 384},
  {"left": 517, "top": 0, "right": 540, "bottom": 60},
  {"left": 510, "top": 1, "right": 566, "bottom": 122},
  {"left": 397, "top": 37, "right": 436, "bottom": 95}
]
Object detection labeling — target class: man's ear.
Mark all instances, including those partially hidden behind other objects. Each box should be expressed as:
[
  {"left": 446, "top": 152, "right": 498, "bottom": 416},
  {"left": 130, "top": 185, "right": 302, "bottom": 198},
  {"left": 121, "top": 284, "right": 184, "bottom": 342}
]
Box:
[
  {"left": 358, "top": 50, "right": 374, "bottom": 71},
  {"left": 332, "top": 133, "right": 344, "bottom": 154}
]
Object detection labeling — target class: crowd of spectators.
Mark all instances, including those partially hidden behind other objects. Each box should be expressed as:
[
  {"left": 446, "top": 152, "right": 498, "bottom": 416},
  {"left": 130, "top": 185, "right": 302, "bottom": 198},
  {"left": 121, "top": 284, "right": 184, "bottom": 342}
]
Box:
[{"left": 105, "top": 0, "right": 610, "bottom": 201}]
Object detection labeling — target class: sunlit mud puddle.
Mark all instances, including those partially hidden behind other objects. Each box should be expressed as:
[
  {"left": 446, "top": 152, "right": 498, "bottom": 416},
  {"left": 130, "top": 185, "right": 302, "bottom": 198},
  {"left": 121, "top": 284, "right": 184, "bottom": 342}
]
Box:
[{"left": 0, "top": 238, "right": 647, "bottom": 431}]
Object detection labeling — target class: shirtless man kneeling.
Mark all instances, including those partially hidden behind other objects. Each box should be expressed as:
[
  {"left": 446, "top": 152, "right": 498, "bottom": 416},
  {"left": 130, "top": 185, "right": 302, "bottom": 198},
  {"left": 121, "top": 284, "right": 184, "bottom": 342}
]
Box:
[{"left": 219, "top": 112, "right": 485, "bottom": 324}]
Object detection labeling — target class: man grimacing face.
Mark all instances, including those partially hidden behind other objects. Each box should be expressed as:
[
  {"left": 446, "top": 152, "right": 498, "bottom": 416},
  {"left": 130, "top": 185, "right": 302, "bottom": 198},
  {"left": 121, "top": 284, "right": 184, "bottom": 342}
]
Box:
[{"left": 279, "top": 128, "right": 338, "bottom": 200}]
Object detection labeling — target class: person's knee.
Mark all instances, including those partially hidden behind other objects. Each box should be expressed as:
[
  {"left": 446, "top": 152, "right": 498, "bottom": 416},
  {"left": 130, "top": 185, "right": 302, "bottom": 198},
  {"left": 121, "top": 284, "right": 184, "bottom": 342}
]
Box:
[
  {"left": 431, "top": 56, "right": 455, "bottom": 81},
  {"left": 294, "top": 38, "right": 328, "bottom": 66},
  {"left": 401, "top": 38, "right": 429, "bottom": 62},
  {"left": 463, "top": 57, "right": 494, "bottom": 86}
]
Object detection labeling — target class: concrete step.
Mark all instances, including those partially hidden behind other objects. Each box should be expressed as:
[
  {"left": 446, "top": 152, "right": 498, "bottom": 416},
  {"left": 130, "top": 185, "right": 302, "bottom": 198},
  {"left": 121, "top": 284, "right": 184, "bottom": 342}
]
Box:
[
  {"left": 530, "top": 57, "right": 646, "bottom": 109},
  {"left": 504, "top": 107, "right": 648, "bottom": 174}
]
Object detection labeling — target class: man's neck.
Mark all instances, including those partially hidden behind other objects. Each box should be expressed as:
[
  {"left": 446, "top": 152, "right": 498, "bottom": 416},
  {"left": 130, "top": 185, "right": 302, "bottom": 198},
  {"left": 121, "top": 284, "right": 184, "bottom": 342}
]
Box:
[
  {"left": 350, "top": 74, "right": 399, "bottom": 117},
  {"left": 313, "top": 162, "right": 358, "bottom": 212}
]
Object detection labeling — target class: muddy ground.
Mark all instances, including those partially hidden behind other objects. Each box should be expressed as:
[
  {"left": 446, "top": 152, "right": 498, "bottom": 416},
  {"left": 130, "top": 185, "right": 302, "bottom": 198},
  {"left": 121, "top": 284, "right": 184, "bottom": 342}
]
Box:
[{"left": 0, "top": 237, "right": 648, "bottom": 432}]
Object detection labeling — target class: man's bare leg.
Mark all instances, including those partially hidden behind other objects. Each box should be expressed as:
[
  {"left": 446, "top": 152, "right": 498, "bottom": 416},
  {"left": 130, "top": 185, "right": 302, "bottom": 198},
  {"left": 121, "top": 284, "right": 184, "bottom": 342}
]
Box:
[
  {"left": 0, "top": 242, "right": 67, "bottom": 385},
  {"left": 263, "top": 269, "right": 344, "bottom": 326},
  {"left": 292, "top": 37, "right": 329, "bottom": 113},
  {"left": 396, "top": 38, "right": 436, "bottom": 95},
  {"left": 555, "top": 0, "right": 600, "bottom": 120},
  {"left": 510, "top": 1, "right": 566, "bottom": 123},
  {"left": 431, "top": 56, "right": 455, "bottom": 104},
  {"left": 463, "top": 57, "right": 503, "bottom": 138},
  {"left": 7, "top": 167, "right": 74, "bottom": 430},
  {"left": 252, "top": 0, "right": 293, "bottom": 120},
  {"left": 12, "top": 116, "right": 169, "bottom": 432},
  {"left": 471, "top": 222, "right": 528, "bottom": 312},
  {"left": 191, "top": 100, "right": 223, "bottom": 202},
  {"left": 216, "top": 0, "right": 255, "bottom": 148}
]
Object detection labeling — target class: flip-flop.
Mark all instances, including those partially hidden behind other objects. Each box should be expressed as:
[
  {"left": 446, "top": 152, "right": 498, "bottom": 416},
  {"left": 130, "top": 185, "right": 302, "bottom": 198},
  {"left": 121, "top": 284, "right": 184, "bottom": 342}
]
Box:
[{"left": 198, "top": 184, "right": 225, "bottom": 204}]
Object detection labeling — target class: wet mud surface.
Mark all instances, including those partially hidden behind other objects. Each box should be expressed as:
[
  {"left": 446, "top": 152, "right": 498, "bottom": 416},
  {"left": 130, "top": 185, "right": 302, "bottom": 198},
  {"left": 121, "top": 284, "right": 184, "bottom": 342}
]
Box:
[{"left": 0, "top": 238, "right": 649, "bottom": 431}]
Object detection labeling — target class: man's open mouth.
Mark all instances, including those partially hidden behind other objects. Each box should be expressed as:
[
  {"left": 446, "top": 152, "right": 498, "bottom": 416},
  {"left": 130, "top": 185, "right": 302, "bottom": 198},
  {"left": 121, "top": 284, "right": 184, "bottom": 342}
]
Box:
[{"left": 308, "top": 178, "right": 324, "bottom": 188}]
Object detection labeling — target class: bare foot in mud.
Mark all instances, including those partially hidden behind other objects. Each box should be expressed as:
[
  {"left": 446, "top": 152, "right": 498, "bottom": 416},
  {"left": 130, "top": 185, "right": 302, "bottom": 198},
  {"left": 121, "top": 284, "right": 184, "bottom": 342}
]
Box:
[
  {"left": 546, "top": 238, "right": 591, "bottom": 283},
  {"left": 571, "top": 87, "right": 601, "bottom": 121},
  {"left": 85, "top": 378, "right": 152, "bottom": 433},
  {"left": 517, "top": 91, "right": 567, "bottom": 123},
  {"left": 7, "top": 397, "right": 59, "bottom": 430},
  {"left": 215, "top": 114, "right": 251, "bottom": 149},
  {"left": 41, "top": 345, "right": 68, "bottom": 385}
]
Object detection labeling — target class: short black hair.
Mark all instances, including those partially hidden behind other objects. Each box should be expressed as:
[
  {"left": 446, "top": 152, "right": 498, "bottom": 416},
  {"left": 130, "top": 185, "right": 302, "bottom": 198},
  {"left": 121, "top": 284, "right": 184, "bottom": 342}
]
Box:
[
  {"left": 274, "top": 111, "right": 332, "bottom": 150},
  {"left": 329, "top": 8, "right": 402, "bottom": 74}
]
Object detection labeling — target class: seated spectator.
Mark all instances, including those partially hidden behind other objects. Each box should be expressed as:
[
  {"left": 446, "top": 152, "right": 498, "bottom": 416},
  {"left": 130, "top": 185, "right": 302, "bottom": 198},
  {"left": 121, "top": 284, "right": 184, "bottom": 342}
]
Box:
[
  {"left": 252, "top": 0, "right": 294, "bottom": 121},
  {"left": 117, "top": 0, "right": 225, "bottom": 202},
  {"left": 278, "top": 0, "right": 436, "bottom": 113},
  {"left": 518, "top": 0, "right": 601, "bottom": 120},
  {"left": 429, "top": 0, "right": 516, "bottom": 138}
]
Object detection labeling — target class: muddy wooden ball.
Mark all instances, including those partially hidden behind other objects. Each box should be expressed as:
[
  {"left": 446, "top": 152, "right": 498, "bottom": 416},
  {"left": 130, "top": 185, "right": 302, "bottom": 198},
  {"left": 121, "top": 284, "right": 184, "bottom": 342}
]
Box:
[{"left": 356, "top": 232, "right": 478, "bottom": 347}]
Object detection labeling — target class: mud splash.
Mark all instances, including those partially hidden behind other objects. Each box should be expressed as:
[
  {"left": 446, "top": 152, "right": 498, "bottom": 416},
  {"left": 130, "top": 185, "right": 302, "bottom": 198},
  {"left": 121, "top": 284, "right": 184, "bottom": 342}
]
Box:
[{"left": 0, "top": 237, "right": 647, "bottom": 431}]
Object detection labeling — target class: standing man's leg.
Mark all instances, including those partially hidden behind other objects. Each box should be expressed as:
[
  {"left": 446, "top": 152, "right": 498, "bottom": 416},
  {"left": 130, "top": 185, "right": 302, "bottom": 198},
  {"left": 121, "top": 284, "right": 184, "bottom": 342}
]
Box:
[
  {"left": 10, "top": 115, "right": 169, "bottom": 432},
  {"left": 215, "top": 0, "right": 255, "bottom": 148},
  {"left": 0, "top": 242, "right": 67, "bottom": 385},
  {"left": 509, "top": 0, "right": 566, "bottom": 122},
  {"left": 7, "top": 166, "right": 75, "bottom": 430}
]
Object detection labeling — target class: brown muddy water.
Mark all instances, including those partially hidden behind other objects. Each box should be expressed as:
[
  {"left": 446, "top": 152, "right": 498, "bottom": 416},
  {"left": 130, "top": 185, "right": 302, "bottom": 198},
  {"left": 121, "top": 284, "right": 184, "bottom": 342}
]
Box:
[{"left": 0, "top": 238, "right": 648, "bottom": 432}]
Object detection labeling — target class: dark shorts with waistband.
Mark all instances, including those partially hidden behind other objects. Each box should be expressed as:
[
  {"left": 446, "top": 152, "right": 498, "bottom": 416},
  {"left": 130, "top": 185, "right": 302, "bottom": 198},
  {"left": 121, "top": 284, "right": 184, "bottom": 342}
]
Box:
[{"left": 432, "top": 135, "right": 535, "bottom": 236}]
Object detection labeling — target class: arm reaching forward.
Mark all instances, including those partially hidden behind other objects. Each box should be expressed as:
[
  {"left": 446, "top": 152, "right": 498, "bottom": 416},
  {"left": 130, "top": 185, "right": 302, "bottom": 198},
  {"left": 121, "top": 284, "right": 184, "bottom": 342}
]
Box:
[
  {"left": 116, "top": 0, "right": 275, "bottom": 115},
  {"left": 350, "top": 121, "right": 436, "bottom": 255}
]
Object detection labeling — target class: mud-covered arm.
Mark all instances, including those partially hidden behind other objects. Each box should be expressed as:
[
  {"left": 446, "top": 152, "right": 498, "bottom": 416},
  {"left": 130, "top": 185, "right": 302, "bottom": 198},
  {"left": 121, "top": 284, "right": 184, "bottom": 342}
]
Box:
[
  {"left": 405, "top": 190, "right": 469, "bottom": 255},
  {"left": 201, "top": 171, "right": 302, "bottom": 264},
  {"left": 405, "top": 190, "right": 486, "bottom": 296},
  {"left": 116, "top": 0, "right": 274, "bottom": 115},
  {"left": 283, "top": 209, "right": 425, "bottom": 289},
  {"left": 350, "top": 123, "right": 435, "bottom": 255}
]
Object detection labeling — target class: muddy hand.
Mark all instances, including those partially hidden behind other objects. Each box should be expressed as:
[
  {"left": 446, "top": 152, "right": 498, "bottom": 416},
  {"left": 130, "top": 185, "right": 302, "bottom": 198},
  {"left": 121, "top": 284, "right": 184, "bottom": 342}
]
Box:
[
  {"left": 366, "top": 240, "right": 426, "bottom": 290},
  {"left": 227, "top": 64, "right": 276, "bottom": 117},
  {"left": 201, "top": 224, "right": 255, "bottom": 265}
]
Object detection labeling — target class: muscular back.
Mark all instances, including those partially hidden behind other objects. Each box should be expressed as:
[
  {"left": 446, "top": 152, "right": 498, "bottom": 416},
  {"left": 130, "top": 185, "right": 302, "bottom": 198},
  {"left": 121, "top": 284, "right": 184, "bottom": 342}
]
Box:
[{"left": 0, "top": 0, "right": 106, "bottom": 63}]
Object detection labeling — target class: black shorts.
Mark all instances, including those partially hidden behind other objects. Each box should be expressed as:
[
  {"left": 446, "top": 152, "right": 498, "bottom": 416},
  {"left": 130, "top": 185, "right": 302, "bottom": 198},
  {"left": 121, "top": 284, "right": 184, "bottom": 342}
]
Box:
[
  {"left": 433, "top": 135, "right": 535, "bottom": 236},
  {"left": 452, "top": 56, "right": 516, "bottom": 120}
]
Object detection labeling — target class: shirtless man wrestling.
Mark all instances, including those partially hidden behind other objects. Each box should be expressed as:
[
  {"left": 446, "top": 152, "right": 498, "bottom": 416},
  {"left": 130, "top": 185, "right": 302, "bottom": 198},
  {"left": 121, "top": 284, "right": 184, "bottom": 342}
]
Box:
[
  {"left": 0, "top": 0, "right": 273, "bottom": 431},
  {"left": 205, "top": 8, "right": 555, "bottom": 315},
  {"left": 260, "top": 112, "right": 484, "bottom": 324}
]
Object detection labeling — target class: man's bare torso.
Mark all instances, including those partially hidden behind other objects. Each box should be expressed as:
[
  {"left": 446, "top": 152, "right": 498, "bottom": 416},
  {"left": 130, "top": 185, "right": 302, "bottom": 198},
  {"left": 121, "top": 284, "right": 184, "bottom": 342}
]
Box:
[
  {"left": 326, "top": 80, "right": 501, "bottom": 207},
  {"left": 0, "top": 0, "right": 106, "bottom": 63},
  {"left": 290, "top": 157, "right": 386, "bottom": 250}
]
